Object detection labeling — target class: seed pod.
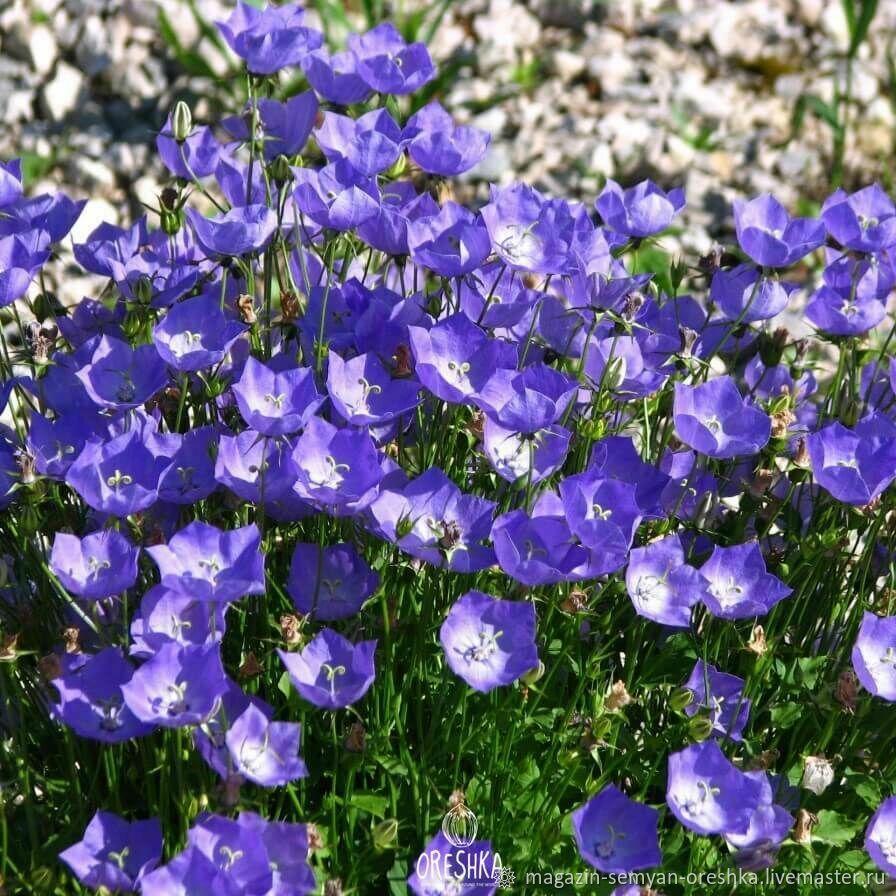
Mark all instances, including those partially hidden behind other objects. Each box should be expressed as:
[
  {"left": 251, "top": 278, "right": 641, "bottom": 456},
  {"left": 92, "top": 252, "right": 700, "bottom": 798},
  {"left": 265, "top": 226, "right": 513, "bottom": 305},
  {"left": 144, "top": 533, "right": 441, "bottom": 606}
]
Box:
[{"left": 372, "top": 818, "right": 399, "bottom": 851}]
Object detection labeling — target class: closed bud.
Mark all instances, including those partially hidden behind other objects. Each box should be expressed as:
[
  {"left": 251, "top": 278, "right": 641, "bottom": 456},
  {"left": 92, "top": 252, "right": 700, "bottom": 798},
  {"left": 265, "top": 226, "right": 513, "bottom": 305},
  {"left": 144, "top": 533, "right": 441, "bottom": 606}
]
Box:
[
  {"left": 269, "top": 154, "right": 292, "bottom": 183},
  {"left": 386, "top": 153, "right": 408, "bottom": 179},
  {"left": 161, "top": 208, "right": 183, "bottom": 236},
  {"left": 520, "top": 661, "right": 545, "bottom": 685},
  {"left": 687, "top": 713, "right": 714, "bottom": 741},
  {"left": 133, "top": 275, "right": 153, "bottom": 305},
  {"left": 172, "top": 100, "right": 193, "bottom": 143},
  {"left": 372, "top": 818, "right": 399, "bottom": 852},
  {"left": 669, "top": 686, "right": 694, "bottom": 713}
]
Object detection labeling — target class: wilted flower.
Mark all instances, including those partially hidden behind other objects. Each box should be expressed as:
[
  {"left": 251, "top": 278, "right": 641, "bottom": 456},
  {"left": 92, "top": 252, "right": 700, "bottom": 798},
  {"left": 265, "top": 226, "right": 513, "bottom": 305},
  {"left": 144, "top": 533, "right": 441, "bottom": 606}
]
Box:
[{"left": 801, "top": 755, "right": 834, "bottom": 796}]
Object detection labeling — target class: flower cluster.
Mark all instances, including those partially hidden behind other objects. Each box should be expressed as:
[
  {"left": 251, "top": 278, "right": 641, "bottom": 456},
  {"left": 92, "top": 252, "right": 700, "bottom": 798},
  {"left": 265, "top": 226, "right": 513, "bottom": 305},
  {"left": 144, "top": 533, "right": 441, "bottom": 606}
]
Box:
[{"left": 3, "top": 3, "right": 896, "bottom": 893}]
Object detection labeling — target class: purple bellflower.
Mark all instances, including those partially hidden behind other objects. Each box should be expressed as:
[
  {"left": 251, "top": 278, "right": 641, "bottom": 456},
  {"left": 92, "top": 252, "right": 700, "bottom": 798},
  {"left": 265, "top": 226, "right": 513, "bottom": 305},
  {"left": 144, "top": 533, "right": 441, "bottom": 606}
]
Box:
[
  {"left": 439, "top": 590, "right": 538, "bottom": 693},
  {"left": 278, "top": 628, "right": 377, "bottom": 709}
]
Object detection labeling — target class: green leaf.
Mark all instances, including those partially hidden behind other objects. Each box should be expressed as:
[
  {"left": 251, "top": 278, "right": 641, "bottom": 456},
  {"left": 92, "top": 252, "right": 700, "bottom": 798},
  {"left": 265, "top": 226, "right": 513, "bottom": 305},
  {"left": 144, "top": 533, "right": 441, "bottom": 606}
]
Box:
[
  {"left": 348, "top": 792, "right": 389, "bottom": 818},
  {"left": 814, "top": 810, "right": 863, "bottom": 847},
  {"left": 770, "top": 701, "right": 803, "bottom": 729},
  {"left": 847, "top": 0, "right": 879, "bottom": 57}
]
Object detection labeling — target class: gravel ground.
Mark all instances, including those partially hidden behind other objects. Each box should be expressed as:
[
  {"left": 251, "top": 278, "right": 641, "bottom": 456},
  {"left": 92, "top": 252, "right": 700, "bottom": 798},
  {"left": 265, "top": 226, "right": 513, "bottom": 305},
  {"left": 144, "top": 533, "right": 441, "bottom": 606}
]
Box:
[{"left": 1, "top": 0, "right": 896, "bottom": 297}]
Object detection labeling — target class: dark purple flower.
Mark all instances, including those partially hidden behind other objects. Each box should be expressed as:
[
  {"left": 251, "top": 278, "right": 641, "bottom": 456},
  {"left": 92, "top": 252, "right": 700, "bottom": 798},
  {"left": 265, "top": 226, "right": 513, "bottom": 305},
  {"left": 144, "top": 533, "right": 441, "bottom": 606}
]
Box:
[
  {"left": 292, "top": 416, "right": 383, "bottom": 513},
  {"left": 666, "top": 740, "right": 763, "bottom": 836},
  {"left": 59, "top": 811, "right": 162, "bottom": 892},
  {"left": 348, "top": 23, "right": 436, "bottom": 95},
  {"left": 187, "top": 205, "right": 277, "bottom": 257},
  {"left": 710, "top": 264, "right": 795, "bottom": 323},
  {"left": 215, "top": 430, "right": 297, "bottom": 504},
  {"left": 733, "top": 194, "right": 825, "bottom": 267},
  {"left": 572, "top": 785, "right": 662, "bottom": 873},
  {"left": 153, "top": 293, "right": 247, "bottom": 372},
  {"left": 27, "top": 411, "right": 102, "bottom": 479},
  {"left": 147, "top": 521, "right": 265, "bottom": 603},
  {"left": 51, "top": 648, "right": 153, "bottom": 743},
  {"left": 226, "top": 703, "right": 309, "bottom": 786},
  {"left": 625, "top": 534, "right": 707, "bottom": 627},
  {"left": 292, "top": 159, "right": 380, "bottom": 232},
  {"left": 315, "top": 108, "right": 404, "bottom": 176},
  {"left": 699, "top": 541, "right": 791, "bottom": 619},
  {"left": 368, "top": 467, "right": 497, "bottom": 572},
  {"left": 56, "top": 297, "right": 126, "bottom": 347},
  {"left": 76, "top": 335, "right": 168, "bottom": 410},
  {"left": 866, "top": 796, "right": 896, "bottom": 876},
  {"left": 807, "top": 413, "right": 896, "bottom": 506},
  {"left": 121, "top": 642, "right": 227, "bottom": 728},
  {"left": 232, "top": 356, "right": 324, "bottom": 436},
  {"left": 140, "top": 846, "right": 240, "bottom": 896},
  {"left": 66, "top": 429, "right": 168, "bottom": 516},
  {"left": 439, "top": 590, "right": 537, "bottom": 693},
  {"left": 596, "top": 178, "right": 685, "bottom": 238},
  {"left": 821, "top": 183, "right": 896, "bottom": 253},
  {"left": 157, "top": 426, "right": 219, "bottom": 504},
  {"left": 483, "top": 419, "right": 571, "bottom": 485},
  {"left": 187, "top": 813, "right": 272, "bottom": 893},
  {"left": 408, "top": 313, "right": 516, "bottom": 405},
  {"left": 407, "top": 202, "right": 491, "bottom": 277},
  {"left": 408, "top": 831, "right": 498, "bottom": 896},
  {"left": 673, "top": 376, "right": 770, "bottom": 459},
  {"left": 852, "top": 611, "right": 896, "bottom": 701},
  {"left": 302, "top": 46, "right": 371, "bottom": 105},
  {"left": 50, "top": 529, "right": 139, "bottom": 600},
  {"left": 287, "top": 542, "right": 379, "bottom": 620},
  {"left": 404, "top": 101, "right": 489, "bottom": 176},
  {"left": 683, "top": 661, "right": 751, "bottom": 741},
  {"left": 278, "top": 628, "right": 377, "bottom": 709},
  {"left": 216, "top": 2, "right": 323, "bottom": 75}
]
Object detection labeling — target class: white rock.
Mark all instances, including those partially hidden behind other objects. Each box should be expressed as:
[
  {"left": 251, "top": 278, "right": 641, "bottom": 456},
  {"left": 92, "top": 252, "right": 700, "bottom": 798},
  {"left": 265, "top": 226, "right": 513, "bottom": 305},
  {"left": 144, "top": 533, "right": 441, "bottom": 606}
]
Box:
[
  {"left": 40, "top": 62, "right": 83, "bottom": 121},
  {"left": 69, "top": 198, "right": 119, "bottom": 245},
  {"left": 28, "top": 25, "right": 58, "bottom": 77}
]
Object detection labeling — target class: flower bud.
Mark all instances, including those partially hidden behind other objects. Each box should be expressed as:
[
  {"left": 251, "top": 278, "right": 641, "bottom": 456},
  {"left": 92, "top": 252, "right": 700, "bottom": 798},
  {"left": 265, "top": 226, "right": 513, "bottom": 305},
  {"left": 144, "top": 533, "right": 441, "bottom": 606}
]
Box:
[
  {"left": 133, "top": 275, "right": 153, "bottom": 305},
  {"left": 269, "top": 154, "right": 292, "bottom": 183},
  {"left": 172, "top": 100, "right": 193, "bottom": 143},
  {"left": 161, "top": 208, "right": 183, "bottom": 236},
  {"left": 669, "top": 686, "right": 694, "bottom": 713},
  {"left": 372, "top": 818, "right": 399, "bottom": 852},
  {"left": 687, "top": 713, "right": 714, "bottom": 741},
  {"left": 520, "top": 661, "right": 545, "bottom": 685}
]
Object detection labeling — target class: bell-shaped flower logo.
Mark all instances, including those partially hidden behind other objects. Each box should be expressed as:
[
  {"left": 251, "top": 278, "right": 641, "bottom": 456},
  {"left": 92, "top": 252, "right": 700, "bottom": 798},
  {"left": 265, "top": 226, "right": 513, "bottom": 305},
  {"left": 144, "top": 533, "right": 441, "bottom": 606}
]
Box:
[{"left": 441, "top": 798, "right": 478, "bottom": 847}]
